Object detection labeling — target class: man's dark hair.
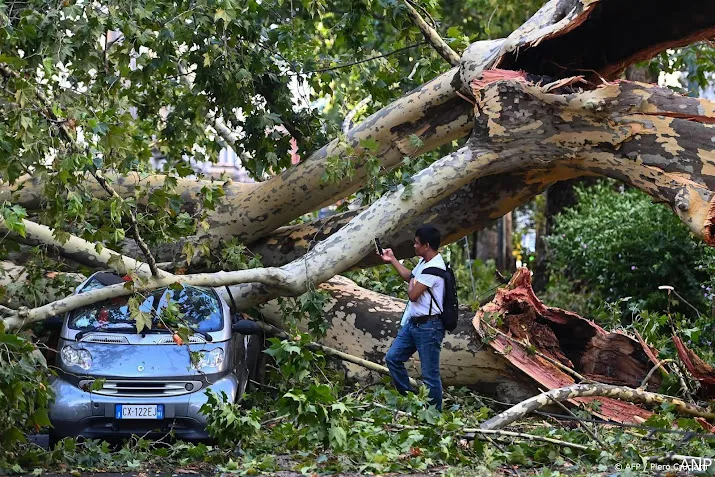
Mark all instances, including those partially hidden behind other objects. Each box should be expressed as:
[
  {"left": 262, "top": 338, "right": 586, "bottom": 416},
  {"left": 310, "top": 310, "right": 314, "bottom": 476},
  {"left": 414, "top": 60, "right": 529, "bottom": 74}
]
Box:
[{"left": 415, "top": 224, "right": 441, "bottom": 250}]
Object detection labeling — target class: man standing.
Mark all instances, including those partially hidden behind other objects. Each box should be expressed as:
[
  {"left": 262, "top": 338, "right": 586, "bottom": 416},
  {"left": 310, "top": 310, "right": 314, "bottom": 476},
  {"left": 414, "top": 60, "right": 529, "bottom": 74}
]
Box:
[{"left": 380, "top": 225, "right": 446, "bottom": 410}]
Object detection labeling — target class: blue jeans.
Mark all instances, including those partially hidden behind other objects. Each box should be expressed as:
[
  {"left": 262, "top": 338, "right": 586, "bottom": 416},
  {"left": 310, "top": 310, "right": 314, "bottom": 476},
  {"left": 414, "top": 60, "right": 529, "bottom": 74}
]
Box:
[{"left": 385, "top": 318, "right": 445, "bottom": 410}]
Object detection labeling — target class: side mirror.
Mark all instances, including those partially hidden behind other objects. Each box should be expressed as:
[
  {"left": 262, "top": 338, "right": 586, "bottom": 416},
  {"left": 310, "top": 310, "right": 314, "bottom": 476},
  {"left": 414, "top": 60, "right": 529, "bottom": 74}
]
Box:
[{"left": 232, "top": 319, "right": 262, "bottom": 335}]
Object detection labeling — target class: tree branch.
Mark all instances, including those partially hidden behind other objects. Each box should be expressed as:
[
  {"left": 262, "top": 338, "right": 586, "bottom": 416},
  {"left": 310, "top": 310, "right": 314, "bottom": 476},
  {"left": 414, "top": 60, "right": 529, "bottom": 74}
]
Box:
[
  {"left": 6, "top": 0, "right": 715, "bottom": 250},
  {"left": 0, "top": 63, "right": 161, "bottom": 276},
  {"left": 463, "top": 428, "right": 596, "bottom": 452},
  {"left": 342, "top": 95, "right": 372, "bottom": 134},
  {"left": 2, "top": 266, "right": 294, "bottom": 330},
  {"left": 255, "top": 320, "right": 419, "bottom": 388},
  {"left": 0, "top": 212, "right": 169, "bottom": 279},
  {"left": 480, "top": 383, "right": 715, "bottom": 431},
  {"left": 177, "top": 63, "right": 243, "bottom": 148},
  {"left": 401, "top": 0, "right": 460, "bottom": 66}
]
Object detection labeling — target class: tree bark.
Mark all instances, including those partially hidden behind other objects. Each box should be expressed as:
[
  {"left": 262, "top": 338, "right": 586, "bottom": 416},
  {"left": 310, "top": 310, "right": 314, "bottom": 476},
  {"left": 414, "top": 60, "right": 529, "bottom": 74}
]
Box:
[
  {"left": 250, "top": 169, "right": 565, "bottom": 268},
  {"left": 0, "top": 215, "right": 168, "bottom": 278},
  {"left": 9, "top": 0, "right": 714, "bottom": 254},
  {"left": 258, "top": 275, "right": 544, "bottom": 402},
  {"left": 10, "top": 77, "right": 715, "bottom": 330}
]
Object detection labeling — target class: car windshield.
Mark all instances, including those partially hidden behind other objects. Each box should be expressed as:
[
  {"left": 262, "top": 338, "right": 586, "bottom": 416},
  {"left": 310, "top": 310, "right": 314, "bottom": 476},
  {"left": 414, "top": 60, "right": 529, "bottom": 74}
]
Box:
[{"left": 68, "top": 281, "right": 224, "bottom": 332}]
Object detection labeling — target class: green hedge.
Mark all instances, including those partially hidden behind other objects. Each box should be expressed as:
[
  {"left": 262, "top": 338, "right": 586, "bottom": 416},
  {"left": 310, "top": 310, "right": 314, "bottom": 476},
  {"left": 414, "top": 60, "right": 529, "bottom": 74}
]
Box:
[{"left": 544, "top": 182, "right": 715, "bottom": 316}]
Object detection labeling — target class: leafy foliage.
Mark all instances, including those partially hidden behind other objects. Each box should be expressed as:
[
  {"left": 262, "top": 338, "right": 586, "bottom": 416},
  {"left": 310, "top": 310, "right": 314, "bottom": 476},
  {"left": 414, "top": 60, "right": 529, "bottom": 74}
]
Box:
[
  {"left": 649, "top": 42, "right": 715, "bottom": 95},
  {"left": 200, "top": 390, "right": 262, "bottom": 448},
  {"left": 3, "top": 0, "right": 714, "bottom": 475},
  {"left": 0, "top": 324, "right": 53, "bottom": 465},
  {"left": 544, "top": 181, "right": 715, "bottom": 317},
  {"left": 0, "top": 252, "right": 82, "bottom": 308}
]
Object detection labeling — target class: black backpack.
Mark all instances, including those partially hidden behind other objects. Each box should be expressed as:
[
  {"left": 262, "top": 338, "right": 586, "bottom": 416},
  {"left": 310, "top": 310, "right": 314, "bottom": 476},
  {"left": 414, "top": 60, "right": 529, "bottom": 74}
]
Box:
[{"left": 422, "top": 264, "right": 459, "bottom": 331}]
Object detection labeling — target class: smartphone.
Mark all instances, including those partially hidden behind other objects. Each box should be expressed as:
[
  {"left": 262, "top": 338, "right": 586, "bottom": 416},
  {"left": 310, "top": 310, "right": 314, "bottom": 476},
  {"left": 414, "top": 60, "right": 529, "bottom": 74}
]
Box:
[{"left": 374, "top": 237, "right": 384, "bottom": 256}]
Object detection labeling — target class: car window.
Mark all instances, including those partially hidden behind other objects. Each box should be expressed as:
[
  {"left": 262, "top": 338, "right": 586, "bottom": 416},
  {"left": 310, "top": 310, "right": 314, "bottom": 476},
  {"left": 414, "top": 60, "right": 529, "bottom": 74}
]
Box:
[
  {"left": 155, "top": 286, "right": 224, "bottom": 332},
  {"left": 68, "top": 295, "right": 155, "bottom": 330},
  {"left": 68, "top": 283, "right": 223, "bottom": 332}
]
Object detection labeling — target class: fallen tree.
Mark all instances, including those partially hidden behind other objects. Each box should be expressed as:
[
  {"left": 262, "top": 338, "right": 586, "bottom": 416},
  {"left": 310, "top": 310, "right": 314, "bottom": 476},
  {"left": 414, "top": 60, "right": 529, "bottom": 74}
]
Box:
[
  {"left": 6, "top": 0, "right": 715, "bottom": 266},
  {"left": 3, "top": 0, "right": 715, "bottom": 427}
]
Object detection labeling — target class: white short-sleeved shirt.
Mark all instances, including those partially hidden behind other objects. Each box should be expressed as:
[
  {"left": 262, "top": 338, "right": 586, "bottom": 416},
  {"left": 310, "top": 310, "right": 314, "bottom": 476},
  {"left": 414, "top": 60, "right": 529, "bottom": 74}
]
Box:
[{"left": 401, "top": 254, "right": 446, "bottom": 326}]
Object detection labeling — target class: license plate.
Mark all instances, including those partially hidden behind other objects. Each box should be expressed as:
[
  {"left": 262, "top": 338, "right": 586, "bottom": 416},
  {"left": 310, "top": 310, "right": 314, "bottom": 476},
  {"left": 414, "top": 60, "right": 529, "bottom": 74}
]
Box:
[{"left": 115, "top": 404, "right": 164, "bottom": 419}]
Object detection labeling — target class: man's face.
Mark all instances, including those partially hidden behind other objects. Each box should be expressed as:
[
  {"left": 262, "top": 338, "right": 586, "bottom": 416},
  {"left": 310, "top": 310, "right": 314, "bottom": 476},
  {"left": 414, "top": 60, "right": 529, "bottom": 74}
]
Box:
[{"left": 413, "top": 237, "right": 428, "bottom": 257}]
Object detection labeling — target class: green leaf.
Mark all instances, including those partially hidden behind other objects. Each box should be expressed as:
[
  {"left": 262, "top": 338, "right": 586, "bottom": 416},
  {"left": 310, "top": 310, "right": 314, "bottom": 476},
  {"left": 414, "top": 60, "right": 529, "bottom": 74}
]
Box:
[
  {"left": 214, "top": 8, "right": 233, "bottom": 23},
  {"left": 30, "top": 408, "right": 51, "bottom": 427},
  {"left": 90, "top": 378, "right": 107, "bottom": 392},
  {"left": 128, "top": 297, "right": 152, "bottom": 333},
  {"left": 359, "top": 137, "right": 379, "bottom": 153},
  {"left": 328, "top": 424, "right": 347, "bottom": 448},
  {"left": 0, "top": 205, "right": 28, "bottom": 238}
]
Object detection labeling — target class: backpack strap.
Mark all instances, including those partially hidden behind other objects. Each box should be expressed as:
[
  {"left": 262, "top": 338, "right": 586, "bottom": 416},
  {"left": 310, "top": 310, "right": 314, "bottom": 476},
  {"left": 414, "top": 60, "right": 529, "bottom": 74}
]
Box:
[
  {"left": 421, "top": 266, "right": 445, "bottom": 315},
  {"left": 426, "top": 288, "right": 443, "bottom": 315}
]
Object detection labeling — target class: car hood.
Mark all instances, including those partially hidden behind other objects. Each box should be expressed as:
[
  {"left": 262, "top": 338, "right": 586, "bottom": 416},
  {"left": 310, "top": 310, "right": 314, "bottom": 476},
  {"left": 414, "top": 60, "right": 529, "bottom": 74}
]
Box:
[{"left": 59, "top": 339, "right": 228, "bottom": 380}]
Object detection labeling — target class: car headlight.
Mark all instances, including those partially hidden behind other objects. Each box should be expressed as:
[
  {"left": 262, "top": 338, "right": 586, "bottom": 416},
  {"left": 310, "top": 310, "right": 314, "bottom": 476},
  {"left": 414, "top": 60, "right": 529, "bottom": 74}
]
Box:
[
  {"left": 193, "top": 348, "right": 224, "bottom": 370},
  {"left": 61, "top": 346, "right": 93, "bottom": 370}
]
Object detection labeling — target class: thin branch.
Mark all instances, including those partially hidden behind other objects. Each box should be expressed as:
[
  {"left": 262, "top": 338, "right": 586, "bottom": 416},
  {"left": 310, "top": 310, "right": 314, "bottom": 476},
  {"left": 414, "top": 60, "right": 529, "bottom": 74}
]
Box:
[
  {"left": 463, "top": 428, "right": 596, "bottom": 452},
  {"left": 406, "top": 0, "right": 437, "bottom": 29},
  {"left": 0, "top": 212, "right": 168, "bottom": 279},
  {"left": 539, "top": 387, "right": 608, "bottom": 449},
  {"left": 304, "top": 42, "right": 427, "bottom": 74},
  {"left": 401, "top": 0, "right": 460, "bottom": 66},
  {"left": 342, "top": 95, "right": 372, "bottom": 134},
  {"left": 534, "top": 410, "right": 715, "bottom": 440},
  {"left": 254, "top": 320, "right": 420, "bottom": 387},
  {"left": 639, "top": 358, "right": 674, "bottom": 389},
  {"left": 177, "top": 63, "right": 241, "bottom": 147}
]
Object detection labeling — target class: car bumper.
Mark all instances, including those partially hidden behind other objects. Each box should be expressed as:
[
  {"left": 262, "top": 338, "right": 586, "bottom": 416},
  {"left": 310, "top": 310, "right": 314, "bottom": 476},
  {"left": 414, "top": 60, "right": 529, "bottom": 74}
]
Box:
[{"left": 49, "top": 375, "right": 238, "bottom": 440}]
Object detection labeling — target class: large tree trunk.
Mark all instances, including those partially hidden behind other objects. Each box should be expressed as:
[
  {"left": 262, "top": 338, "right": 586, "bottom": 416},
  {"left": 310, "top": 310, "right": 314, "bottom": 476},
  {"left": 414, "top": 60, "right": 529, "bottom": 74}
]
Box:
[
  {"left": 8, "top": 77, "right": 715, "bottom": 328},
  {"left": 259, "top": 275, "right": 544, "bottom": 403},
  {"left": 251, "top": 169, "right": 564, "bottom": 268}
]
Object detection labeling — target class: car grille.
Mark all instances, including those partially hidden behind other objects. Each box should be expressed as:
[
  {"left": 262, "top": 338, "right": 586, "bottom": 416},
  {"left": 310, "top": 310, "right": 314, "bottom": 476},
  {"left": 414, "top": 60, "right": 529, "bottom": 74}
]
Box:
[
  {"left": 156, "top": 335, "right": 207, "bottom": 344},
  {"left": 80, "top": 334, "right": 129, "bottom": 344},
  {"left": 80, "top": 380, "right": 204, "bottom": 397}
]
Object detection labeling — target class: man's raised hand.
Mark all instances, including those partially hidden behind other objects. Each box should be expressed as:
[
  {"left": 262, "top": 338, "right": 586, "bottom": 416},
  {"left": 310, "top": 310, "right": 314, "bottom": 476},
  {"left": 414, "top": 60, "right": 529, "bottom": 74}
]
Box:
[{"left": 380, "top": 248, "right": 395, "bottom": 262}]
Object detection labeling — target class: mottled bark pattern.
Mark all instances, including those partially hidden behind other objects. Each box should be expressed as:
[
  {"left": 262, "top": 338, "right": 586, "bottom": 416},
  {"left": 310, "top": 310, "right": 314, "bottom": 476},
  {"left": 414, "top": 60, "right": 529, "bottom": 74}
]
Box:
[
  {"left": 258, "top": 276, "right": 542, "bottom": 402},
  {"left": 475, "top": 267, "right": 664, "bottom": 422},
  {"left": 471, "top": 77, "right": 715, "bottom": 243}
]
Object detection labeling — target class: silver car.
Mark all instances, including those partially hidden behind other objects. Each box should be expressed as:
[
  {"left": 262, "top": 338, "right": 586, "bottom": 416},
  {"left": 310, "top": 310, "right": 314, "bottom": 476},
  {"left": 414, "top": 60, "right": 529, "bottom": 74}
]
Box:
[{"left": 49, "top": 272, "right": 262, "bottom": 444}]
